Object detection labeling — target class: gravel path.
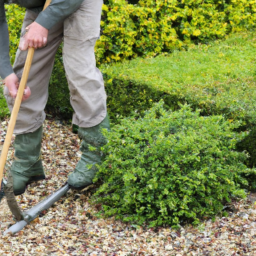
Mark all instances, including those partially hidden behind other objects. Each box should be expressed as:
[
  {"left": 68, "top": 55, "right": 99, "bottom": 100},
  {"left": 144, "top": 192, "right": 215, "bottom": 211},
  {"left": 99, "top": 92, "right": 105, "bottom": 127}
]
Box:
[{"left": 1, "top": 119, "right": 256, "bottom": 256}]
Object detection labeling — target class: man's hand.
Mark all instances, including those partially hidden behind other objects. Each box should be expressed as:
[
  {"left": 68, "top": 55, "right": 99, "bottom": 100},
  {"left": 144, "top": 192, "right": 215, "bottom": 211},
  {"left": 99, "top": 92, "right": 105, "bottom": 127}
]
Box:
[
  {"left": 19, "top": 22, "right": 48, "bottom": 51},
  {"left": 4, "top": 73, "right": 31, "bottom": 101}
]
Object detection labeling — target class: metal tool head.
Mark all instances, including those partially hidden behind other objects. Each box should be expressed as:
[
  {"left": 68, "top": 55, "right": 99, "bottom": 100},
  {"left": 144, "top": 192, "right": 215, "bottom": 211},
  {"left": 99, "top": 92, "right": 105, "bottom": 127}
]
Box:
[
  {"left": 4, "top": 173, "right": 23, "bottom": 221},
  {"left": 4, "top": 183, "right": 70, "bottom": 235},
  {"left": 0, "top": 178, "right": 7, "bottom": 203}
]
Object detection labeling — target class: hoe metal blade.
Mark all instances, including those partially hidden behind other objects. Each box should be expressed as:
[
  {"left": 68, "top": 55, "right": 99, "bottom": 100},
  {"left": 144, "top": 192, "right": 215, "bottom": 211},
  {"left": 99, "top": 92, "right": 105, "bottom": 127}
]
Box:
[
  {"left": 4, "top": 173, "right": 23, "bottom": 221},
  {"left": 0, "top": 178, "right": 7, "bottom": 203},
  {"left": 4, "top": 183, "right": 70, "bottom": 235}
]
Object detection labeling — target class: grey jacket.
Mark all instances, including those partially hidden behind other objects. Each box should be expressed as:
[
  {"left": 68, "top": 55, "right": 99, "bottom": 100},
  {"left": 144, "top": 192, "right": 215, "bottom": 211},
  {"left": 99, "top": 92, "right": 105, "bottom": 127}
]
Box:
[{"left": 0, "top": 0, "right": 84, "bottom": 79}]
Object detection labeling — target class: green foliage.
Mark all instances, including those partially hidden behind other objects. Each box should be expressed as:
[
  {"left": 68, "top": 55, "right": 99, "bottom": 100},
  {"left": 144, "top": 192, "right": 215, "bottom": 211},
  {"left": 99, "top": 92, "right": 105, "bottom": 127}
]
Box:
[
  {"left": 0, "top": 6, "right": 24, "bottom": 119},
  {"left": 5, "top": 5, "right": 25, "bottom": 64},
  {"left": 93, "top": 101, "right": 251, "bottom": 227},
  {"left": 97, "top": 0, "right": 256, "bottom": 65},
  {"left": 237, "top": 128, "right": 256, "bottom": 173}
]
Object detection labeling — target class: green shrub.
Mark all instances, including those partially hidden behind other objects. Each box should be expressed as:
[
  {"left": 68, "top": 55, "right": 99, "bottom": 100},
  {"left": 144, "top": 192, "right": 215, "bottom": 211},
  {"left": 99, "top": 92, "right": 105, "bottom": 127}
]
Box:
[
  {"left": 236, "top": 128, "right": 256, "bottom": 172},
  {"left": 93, "top": 101, "right": 251, "bottom": 227},
  {"left": 97, "top": 0, "right": 256, "bottom": 65},
  {"left": 45, "top": 0, "right": 256, "bottom": 119},
  {"left": 0, "top": 6, "right": 24, "bottom": 119},
  {"left": 5, "top": 5, "right": 25, "bottom": 64},
  {"left": 7, "top": 1, "right": 256, "bottom": 67}
]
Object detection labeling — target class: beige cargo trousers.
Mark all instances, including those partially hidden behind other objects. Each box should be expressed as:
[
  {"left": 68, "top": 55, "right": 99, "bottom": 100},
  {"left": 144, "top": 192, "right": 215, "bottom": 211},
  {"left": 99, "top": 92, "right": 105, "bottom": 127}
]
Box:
[{"left": 4, "top": 0, "right": 107, "bottom": 135}]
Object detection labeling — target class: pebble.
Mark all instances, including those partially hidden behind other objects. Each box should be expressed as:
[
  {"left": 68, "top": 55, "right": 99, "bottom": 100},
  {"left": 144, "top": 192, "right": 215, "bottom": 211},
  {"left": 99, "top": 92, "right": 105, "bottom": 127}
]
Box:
[
  {"left": 203, "top": 238, "right": 211, "bottom": 243},
  {"left": 174, "top": 241, "right": 180, "bottom": 247},
  {"left": 165, "top": 244, "right": 173, "bottom": 250},
  {"left": 170, "top": 232, "right": 178, "bottom": 239},
  {"left": 238, "top": 212, "right": 249, "bottom": 219}
]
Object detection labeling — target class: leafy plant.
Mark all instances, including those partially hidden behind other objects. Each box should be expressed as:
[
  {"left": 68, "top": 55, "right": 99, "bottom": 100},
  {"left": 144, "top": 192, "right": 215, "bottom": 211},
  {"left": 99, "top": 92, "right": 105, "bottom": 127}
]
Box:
[
  {"left": 93, "top": 101, "right": 251, "bottom": 227},
  {"left": 97, "top": 0, "right": 256, "bottom": 65},
  {"left": 5, "top": 5, "right": 25, "bottom": 64}
]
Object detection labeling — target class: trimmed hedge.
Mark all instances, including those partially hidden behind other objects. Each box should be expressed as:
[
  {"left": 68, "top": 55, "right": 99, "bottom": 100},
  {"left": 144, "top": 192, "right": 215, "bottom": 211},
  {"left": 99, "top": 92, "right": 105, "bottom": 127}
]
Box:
[
  {"left": 97, "top": 0, "right": 256, "bottom": 65},
  {"left": 92, "top": 101, "right": 252, "bottom": 227},
  {"left": 102, "top": 32, "right": 256, "bottom": 126},
  {"left": 10, "top": 0, "right": 256, "bottom": 66},
  {"left": 47, "top": 0, "right": 256, "bottom": 117}
]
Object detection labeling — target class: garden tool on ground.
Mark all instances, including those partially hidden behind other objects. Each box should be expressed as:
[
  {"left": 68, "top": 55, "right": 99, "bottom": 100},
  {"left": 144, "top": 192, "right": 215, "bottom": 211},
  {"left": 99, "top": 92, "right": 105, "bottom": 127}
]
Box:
[
  {"left": 0, "top": 0, "right": 70, "bottom": 230},
  {"left": 4, "top": 182, "right": 70, "bottom": 235}
]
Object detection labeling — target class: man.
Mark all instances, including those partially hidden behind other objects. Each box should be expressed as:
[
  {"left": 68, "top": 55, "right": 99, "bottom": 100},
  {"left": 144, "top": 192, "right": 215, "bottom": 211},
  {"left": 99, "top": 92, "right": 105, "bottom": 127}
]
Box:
[{"left": 0, "top": 0, "right": 110, "bottom": 195}]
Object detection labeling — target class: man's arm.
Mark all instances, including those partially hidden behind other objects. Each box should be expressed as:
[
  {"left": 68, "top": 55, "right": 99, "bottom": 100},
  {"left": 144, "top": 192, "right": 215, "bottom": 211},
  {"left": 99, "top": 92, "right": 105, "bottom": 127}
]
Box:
[
  {"left": 0, "top": 1, "right": 31, "bottom": 100},
  {"left": 35, "top": 0, "right": 84, "bottom": 30},
  {"left": 20, "top": 0, "right": 85, "bottom": 50},
  {"left": 1, "top": 0, "right": 85, "bottom": 99},
  {"left": 0, "top": 1, "right": 13, "bottom": 79}
]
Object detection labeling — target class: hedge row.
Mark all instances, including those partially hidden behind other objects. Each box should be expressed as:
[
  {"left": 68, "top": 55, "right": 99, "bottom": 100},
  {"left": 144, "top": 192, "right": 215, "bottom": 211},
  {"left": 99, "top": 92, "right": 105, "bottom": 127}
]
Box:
[
  {"left": 97, "top": 0, "right": 256, "bottom": 65},
  {"left": 5, "top": 0, "right": 256, "bottom": 65},
  {"left": 47, "top": 0, "right": 256, "bottom": 117},
  {"left": 103, "top": 32, "right": 256, "bottom": 125}
]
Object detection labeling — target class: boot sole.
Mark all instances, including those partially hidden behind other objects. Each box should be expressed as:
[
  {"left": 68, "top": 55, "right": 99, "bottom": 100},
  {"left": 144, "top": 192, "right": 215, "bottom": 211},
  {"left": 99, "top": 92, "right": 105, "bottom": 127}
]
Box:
[
  {"left": 14, "top": 175, "right": 46, "bottom": 196},
  {"left": 69, "top": 184, "right": 87, "bottom": 190},
  {"left": 69, "top": 183, "right": 93, "bottom": 191}
]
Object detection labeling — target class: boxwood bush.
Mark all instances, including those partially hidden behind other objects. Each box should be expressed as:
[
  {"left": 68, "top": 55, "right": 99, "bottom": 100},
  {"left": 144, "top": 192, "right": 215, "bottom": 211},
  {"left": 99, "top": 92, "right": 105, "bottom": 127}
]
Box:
[
  {"left": 97, "top": 0, "right": 256, "bottom": 65},
  {"left": 5, "top": 1, "right": 256, "bottom": 66},
  {"left": 92, "top": 101, "right": 252, "bottom": 227},
  {"left": 5, "top": 5, "right": 25, "bottom": 64}
]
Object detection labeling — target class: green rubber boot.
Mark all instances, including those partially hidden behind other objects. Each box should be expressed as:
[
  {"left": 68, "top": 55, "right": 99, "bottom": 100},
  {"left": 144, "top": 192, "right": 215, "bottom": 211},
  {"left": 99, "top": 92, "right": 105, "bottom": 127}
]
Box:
[
  {"left": 11, "top": 126, "right": 45, "bottom": 196},
  {"left": 68, "top": 115, "right": 110, "bottom": 189}
]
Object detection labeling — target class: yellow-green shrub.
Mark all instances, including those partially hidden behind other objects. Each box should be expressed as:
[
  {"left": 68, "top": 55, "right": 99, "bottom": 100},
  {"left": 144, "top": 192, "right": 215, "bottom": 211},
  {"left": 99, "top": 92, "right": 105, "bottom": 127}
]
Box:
[
  {"left": 6, "top": 1, "right": 256, "bottom": 67},
  {"left": 226, "top": 0, "right": 256, "bottom": 31},
  {"left": 5, "top": 5, "right": 25, "bottom": 64},
  {"left": 0, "top": 5, "right": 25, "bottom": 119},
  {"left": 97, "top": 0, "right": 256, "bottom": 65}
]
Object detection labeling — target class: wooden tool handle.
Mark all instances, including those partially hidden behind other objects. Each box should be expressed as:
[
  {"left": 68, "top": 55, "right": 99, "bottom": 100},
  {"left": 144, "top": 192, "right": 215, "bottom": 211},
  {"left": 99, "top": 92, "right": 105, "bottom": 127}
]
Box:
[{"left": 0, "top": 0, "right": 52, "bottom": 187}]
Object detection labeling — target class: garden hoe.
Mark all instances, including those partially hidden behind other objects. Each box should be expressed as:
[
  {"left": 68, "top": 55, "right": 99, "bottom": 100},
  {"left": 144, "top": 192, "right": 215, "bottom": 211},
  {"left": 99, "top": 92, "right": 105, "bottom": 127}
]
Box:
[{"left": 0, "top": 0, "right": 70, "bottom": 235}]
